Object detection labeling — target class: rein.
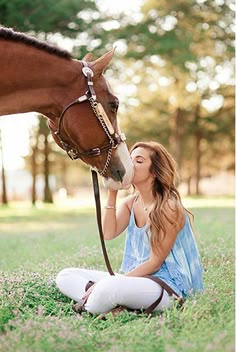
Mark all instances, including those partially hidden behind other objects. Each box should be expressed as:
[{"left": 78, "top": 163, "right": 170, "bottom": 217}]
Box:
[{"left": 91, "top": 169, "right": 114, "bottom": 275}]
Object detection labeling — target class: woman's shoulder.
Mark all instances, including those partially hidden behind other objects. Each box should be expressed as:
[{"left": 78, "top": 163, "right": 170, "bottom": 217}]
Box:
[{"left": 122, "top": 193, "right": 137, "bottom": 212}]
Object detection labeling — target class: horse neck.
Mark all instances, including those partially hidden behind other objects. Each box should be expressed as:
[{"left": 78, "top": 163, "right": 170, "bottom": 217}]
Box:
[{"left": 0, "top": 40, "right": 83, "bottom": 118}]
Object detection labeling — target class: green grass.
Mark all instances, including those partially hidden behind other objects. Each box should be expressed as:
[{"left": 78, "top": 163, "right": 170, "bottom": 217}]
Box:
[{"left": 0, "top": 198, "right": 235, "bottom": 352}]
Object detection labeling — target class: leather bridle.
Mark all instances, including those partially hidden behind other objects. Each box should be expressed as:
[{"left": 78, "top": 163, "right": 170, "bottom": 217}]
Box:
[{"left": 50, "top": 61, "right": 126, "bottom": 177}]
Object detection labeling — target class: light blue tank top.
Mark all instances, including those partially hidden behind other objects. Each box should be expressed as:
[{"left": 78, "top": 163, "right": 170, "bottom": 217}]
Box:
[{"left": 120, "top": 206, "right": 203, "bottom": 297}]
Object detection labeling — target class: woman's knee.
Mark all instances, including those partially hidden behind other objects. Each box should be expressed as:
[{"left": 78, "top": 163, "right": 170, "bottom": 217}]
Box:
[
  {"left": 85, "top": 276, "right": 119, "bottom": 314},
  {"left": 93, "top": 276, "right": 119, "bottom": 297},
  {"left": 55, "top": 268, "right": 86, "bottom": 295},
  {"left": 55, "top": 268, "right": 88, "bottom": 303},
  {"left": 55, "top": 268, "right": 71, "bottom": 289}
]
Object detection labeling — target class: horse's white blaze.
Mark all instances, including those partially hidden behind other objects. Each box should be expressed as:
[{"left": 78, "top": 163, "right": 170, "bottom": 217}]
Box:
[
  {"left": 117, "top": 142, "right": 134, "bottom": 187},
  {"left": 103, "top": 142, "right": 134, "bottom": 190}
]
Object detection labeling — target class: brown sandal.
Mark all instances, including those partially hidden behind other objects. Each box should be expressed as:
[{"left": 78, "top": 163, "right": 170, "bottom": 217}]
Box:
[
  {"left": 97, "top": 306, "right": 128, "bottom": 320},
  {"left": 72, "top": 280, "right": 96, "bottom": 314}
]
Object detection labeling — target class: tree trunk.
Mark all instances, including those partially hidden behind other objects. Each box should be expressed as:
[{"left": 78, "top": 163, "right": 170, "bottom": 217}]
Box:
[
  {"left": 31, "top": 144, "right": 38, "bottom": 205},
  {"left": 43, "top": 135, "right": 53, "bottom": 203},
  {"left": 193, "top": 105, "right": 202, "bottom": 195},
  {"left": 60, "top": 158, "right": 68, "bottom": 190},
  {"left": 170, "top": 107, "right": 184, "bottom": 181},
  {"left": 187, "top": 176, "right": 192, "bottom": 196},
  {"left": 0, "top": 129, "right": 8, "bottom": 205},
  {"left": 195, "top": 131, "right": 202, "bottom": 195}
]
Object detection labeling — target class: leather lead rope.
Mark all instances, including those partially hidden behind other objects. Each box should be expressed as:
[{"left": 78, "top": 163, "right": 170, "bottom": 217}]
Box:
[
  {"left": 91, "top": 169, "right": 115, "bottom": 275},
  {"left": 143, "top": 275, "right": 183, "bottom": 314}
]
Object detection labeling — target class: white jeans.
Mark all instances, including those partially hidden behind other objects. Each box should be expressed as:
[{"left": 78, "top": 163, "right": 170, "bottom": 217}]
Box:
[{"left": 56, "top": 268, "right": 172, "bottom": 314}]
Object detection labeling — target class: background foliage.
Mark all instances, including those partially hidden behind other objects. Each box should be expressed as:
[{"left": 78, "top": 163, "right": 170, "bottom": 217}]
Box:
[
  {"left": 0, "top": 3, "right": 234, "bottom": 350},
  {"left": 0, "top": 0, "right": 234, "bottom": 202}
]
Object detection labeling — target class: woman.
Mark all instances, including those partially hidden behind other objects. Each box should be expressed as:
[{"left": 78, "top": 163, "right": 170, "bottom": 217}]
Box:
[{"left": 56, "top": 141, "right": 203, "bottom": 315}]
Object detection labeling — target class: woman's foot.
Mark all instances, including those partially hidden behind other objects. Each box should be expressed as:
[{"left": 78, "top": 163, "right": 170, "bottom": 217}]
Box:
[
  {"left": 72, "top": 302, "right": 85, "bottom": 314},
  {"left": 97, "top": 306, "right": 128, "bottom": 320}
]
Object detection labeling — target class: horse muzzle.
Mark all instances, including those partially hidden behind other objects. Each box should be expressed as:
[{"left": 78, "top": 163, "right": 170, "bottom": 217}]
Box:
[{"left": 103, "top": 143, "right": 134, "bottom": 190}]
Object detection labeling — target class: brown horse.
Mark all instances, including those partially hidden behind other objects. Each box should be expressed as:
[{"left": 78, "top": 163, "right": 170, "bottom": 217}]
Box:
[{"left": 0, "top": 27, "right": 133, "bottom": 189}]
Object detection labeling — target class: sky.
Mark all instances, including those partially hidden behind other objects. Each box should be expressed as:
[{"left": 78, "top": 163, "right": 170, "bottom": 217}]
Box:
[
  {"left": 0, "top": 0, "right": 144, "bottom": 171},
  {"left": 0, "top": 114, "right": 38, "bottom": 170}
]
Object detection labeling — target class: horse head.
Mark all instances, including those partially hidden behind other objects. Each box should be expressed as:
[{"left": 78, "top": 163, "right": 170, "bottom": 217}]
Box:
[
  {"left": 0, "top": 28, "right": 133, "bottom": 189},
  {"left": 49, "top": 49, "right": 134, "bottom": 190}
]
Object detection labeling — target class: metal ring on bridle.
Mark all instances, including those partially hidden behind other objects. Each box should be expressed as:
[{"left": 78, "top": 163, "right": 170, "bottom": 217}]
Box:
[{"left": 82, "top": 66, "right": 94, "bottom": 77}]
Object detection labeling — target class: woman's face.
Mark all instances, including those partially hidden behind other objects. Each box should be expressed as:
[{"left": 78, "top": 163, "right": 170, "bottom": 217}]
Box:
[{"left": 130, "top": 147, "right": 154, "bottom": 186}]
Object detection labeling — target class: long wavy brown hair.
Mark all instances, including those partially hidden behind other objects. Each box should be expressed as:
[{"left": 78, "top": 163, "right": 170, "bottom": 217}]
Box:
[{"left": 130, "top": 141, "right": 185, "bottom": 253}]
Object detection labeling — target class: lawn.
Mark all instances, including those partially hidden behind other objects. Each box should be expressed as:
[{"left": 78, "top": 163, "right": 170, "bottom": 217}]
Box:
[{"left": 0, "top": 197, "right": 235, "bottom": 352}]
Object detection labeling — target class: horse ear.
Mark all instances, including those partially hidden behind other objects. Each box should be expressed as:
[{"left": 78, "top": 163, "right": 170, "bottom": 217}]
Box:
[
  {"left": 83, "top": 53, "right": 92, "bottom": 62},
  {"left": 91, "top": 48, "right": 115, "bottom": 76}
]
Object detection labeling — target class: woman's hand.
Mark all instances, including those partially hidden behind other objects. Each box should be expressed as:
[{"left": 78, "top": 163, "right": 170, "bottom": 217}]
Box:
[{"left": 103, "top": 193, "right": 135, "bottom": 240}]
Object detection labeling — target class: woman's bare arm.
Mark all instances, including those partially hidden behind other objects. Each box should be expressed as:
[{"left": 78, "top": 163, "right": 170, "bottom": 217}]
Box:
[{"left": 102, "top": 191, "right": 135, "bottom": 240}]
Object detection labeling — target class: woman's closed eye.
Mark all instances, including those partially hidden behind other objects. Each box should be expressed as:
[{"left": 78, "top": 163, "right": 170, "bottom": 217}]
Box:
[
  {"left": 130, "top": 154, "right": 146, "bottom": 164},
  {"left": 134, "top": 158, "right": 144, "bottom": 164}
]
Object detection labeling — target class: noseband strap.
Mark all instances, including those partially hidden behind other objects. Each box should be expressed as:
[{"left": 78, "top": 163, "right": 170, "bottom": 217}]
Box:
[{"left": 51, "top": 61, "right": 126, "bottom": 177}]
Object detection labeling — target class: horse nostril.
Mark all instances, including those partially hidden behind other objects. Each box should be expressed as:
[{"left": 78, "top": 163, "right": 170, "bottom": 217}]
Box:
[
  {"left": 110, "top": 167, "right": 125, "bottom": 182},
  {"left": 117, "top": 170, "right": 122, "bottom": 183}
]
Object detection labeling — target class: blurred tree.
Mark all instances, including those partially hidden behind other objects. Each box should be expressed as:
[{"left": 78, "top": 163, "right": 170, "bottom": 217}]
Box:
[
  {"left": 25, "top": 115, "right": 92, "bottom": 203},
  {"left": 30, "top": 125, "right": 39, "bottom": 205},
  {"left": 0, "top": 128, "right": 8, "bottom": 204},
  {"left": 27, "top": 117, "right": 53, "bottom": 203},
  {"left": 38, "top": 118, "right": 53, "bottom": 203},
  {"left": 0, "top": 0, "right": 112, "bottom": 58},
  {"left": 104, "top": 0, "right": 234, "bottom": 194}
]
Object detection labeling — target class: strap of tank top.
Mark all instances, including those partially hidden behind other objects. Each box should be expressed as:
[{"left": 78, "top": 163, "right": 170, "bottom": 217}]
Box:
[{"left": 129, "top": 194, "right": 139, "bottom": 221}]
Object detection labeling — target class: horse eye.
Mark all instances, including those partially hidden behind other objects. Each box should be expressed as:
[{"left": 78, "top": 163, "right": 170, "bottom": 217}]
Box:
[{"left": 109, "top": 100, "right": 119, "bottom": 113}]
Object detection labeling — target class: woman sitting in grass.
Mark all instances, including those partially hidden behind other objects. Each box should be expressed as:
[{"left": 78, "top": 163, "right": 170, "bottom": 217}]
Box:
[{"left": 56, "top": 141, "right": 203, "bottom": 316}]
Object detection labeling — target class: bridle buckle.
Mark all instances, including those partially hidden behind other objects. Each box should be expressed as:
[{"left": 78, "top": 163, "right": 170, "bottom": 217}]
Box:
[
  {"left": 67, "top": 149, "right": 79, "bottom": 160},
  {"left": 89, "top": 148, "right": 101, "bottom": 157}
]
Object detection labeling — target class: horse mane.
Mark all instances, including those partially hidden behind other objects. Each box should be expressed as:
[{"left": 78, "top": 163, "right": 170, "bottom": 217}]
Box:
[{"left": 0, "top": 27, "right": 72, "bottom": 59}]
